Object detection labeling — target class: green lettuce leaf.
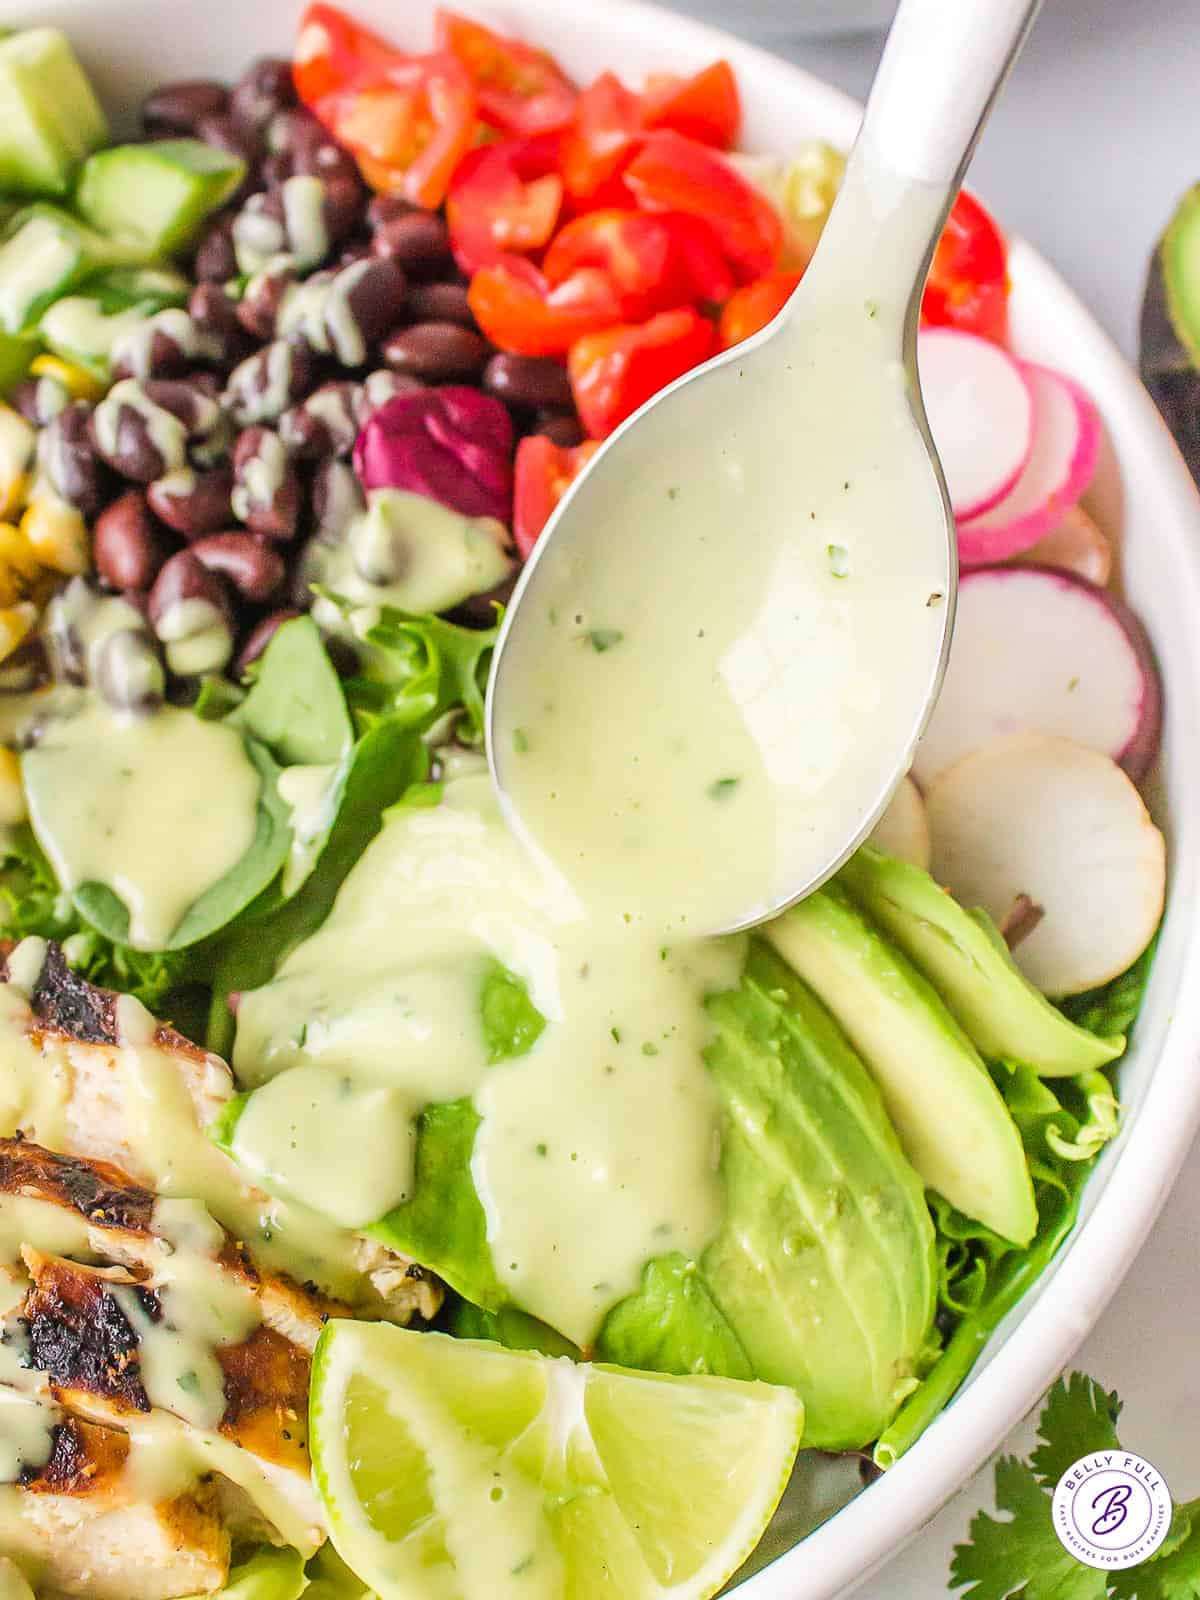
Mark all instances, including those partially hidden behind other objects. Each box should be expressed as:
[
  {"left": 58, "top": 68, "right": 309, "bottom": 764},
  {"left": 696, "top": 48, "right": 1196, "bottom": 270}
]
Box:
[
  {"left": 1058, "top": 937, "right": 1158, "bottom": 1039},
  {"left": 368, "top": 1098, "right": 504, "bottom": 1312},
  {"left": 595, "top": 1252, "right": 753, "bottom": 1379},
  {"left": 340, "top": 605, "right": 498, "bottom": 744},
  {"left": 228, "top": 616, "right": 351, "bottom": 766},
  {"left": 480, "top": 961, "right": 545, "bottom": 1063},
  {"left": 447, "top": 1300, "right": 579, "bottom": 1359}
]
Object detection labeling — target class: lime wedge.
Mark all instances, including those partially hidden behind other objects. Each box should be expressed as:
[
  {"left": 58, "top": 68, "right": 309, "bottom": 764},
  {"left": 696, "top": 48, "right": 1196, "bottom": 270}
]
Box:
[{"left": 309, "top": 1322, "right": 803, "bottom": 1600}]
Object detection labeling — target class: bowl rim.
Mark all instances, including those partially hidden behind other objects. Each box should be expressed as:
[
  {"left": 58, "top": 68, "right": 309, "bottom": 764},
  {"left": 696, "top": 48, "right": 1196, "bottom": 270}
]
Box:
[{"left": 24, "top": 0, "right": 1200, "bottom": 1594}]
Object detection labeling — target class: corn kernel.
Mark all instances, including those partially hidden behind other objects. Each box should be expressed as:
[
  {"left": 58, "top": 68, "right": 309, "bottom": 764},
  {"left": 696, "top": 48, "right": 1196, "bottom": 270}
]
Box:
[
  {"left": 0, "top": 602, "right": 35, "bottom": 666},
  {"left": 29, "top": 353, "right": 105, "bottom": 404},
  {"left": 21, "top": 495, "right": 90, "bottom": 577},
  {"left": 0, "top": 746, "right": 25, "bottom": 826},
  {"left": 0, "top": 522, "right": 43, "bottom": 606},
  {"left": 0, "top": 405, "right": 35, "bottom": 522}
]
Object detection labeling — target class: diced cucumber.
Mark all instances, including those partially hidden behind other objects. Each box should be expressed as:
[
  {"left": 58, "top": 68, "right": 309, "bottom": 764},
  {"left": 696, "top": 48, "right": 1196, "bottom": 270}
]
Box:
[
  {"left": 76, "top": 139, "right": 246, "bottom": 256},
  {"left": 91, "top": 264, "right": 190, "bottom": 312},
  {"left": 0, "top": 28, "right": 108, "bottom": 196},
  {"left": 38, "top": 296, "right": 151, "bottom": 380},
  {"left": 0, "top": 330, "right": 39, "bottom": 393},
  {"left": 0, "top": 205, "right": 145, "bottom": 334}
]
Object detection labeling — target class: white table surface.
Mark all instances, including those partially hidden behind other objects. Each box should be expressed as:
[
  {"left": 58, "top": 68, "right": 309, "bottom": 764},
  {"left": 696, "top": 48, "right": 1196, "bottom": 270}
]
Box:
[{"left": 665, "top": 1, "right": 1200, "bottom": 1593}]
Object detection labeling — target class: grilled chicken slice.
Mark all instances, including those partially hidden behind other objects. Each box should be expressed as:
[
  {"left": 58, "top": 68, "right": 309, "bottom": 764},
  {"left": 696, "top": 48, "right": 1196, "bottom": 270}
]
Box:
[
  {"left": 0, "top": 940, "right": 440, "bottom": 1326},
  {"left": 0, "top": 1140, "right": 326, "bottom": 1562},
  {"left": 0, "top": 1414, "right": 229, "bottom": 1600}
]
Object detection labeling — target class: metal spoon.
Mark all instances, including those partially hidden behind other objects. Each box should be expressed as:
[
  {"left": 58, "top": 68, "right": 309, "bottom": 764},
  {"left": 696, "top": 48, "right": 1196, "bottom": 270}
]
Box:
[{"left": 487, "top": 0, "right": 1042, "bottom": 936}]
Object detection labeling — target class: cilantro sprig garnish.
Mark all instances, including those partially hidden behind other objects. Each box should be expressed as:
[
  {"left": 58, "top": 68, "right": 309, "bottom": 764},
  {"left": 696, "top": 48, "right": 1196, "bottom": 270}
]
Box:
[{"left": 951, "top": 1372, "right": 1200, "bottom": 1599}]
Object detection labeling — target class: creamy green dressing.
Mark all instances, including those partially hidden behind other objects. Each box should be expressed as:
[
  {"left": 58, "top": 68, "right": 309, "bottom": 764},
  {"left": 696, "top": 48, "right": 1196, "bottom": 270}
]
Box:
[
  {"left": 22, "top": 699, "right": 261, "bottom": 949},
  {"left": 492, "top": 156, "right": 951, "bottom": 936},
  {"left": 307, "top": 488, "right": 514, "bottom": 628},
  {"left": 235, "top": 770, "right": 740, "bottom": 1347}
]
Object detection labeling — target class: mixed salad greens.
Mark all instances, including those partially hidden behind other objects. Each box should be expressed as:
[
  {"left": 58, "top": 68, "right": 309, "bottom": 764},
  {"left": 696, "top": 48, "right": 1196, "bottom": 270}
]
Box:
[{"left": 0, "top": 7, "right": 1170, "bottom": 1600}]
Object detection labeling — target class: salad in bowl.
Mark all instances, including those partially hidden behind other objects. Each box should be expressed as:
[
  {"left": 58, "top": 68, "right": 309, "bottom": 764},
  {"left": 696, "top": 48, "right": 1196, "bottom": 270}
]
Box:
[{"left": 0, "top": 5, "right": 1175, "bottom": 1599}]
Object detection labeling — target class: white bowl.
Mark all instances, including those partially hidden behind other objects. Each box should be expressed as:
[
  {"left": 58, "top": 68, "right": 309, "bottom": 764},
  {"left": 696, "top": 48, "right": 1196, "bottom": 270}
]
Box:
[{"left": 14, "top": 0, "right": 1200, "bottom": 1594}]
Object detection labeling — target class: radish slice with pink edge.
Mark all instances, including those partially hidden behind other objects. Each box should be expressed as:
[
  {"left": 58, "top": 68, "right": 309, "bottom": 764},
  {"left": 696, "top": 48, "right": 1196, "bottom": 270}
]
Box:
[
  {"left": 912, "top": 564, "right": 1162, "bottom": 789},
  {"left": 927, "top": 732, "right": 1165, "bottom": 997},
  {"left": 956, "top": 363, "right": 1102, "bottom": 564},
  {"left": 868, "top": 775, "right": 930, "bottom": 869},
  {"left": 918, "top": 328, "right": 1035, "bottom": 520},
  {"left": 1013, "top": 503, "right": 1113, "bottom": 586}
]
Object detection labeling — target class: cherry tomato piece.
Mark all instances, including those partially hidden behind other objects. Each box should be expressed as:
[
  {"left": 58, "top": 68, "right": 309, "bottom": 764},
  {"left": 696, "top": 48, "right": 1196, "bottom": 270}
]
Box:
[
  {"left": 318, "top": 51, "right": 477, "bottom": 209},
  {"left": 922, "top": 190, "right": 1009, "bottom": 344},
  {"left": 718, "top": 271, "right": 802, "bottom": 349},
  {"left": 447, "top": 140, "right": 564, "bottom": 274},
  {"left": 436, "top": 9, "right": 577, "bottom": 136},
  {"left": 543, "top": 209, "right": 733, "bottom": 320},
  {"left": 469, "top": 254, "right": 623, "bottom": 357},
  {"left": 642, "top": 60, "right": 740, "bottom": 148},
  {"left": 624, "top": 131, "right": 782, "bottom": 281},
  {"left": 568, "top": 306, "right": 715, "bottom": 439},
  {"left": 559, "top": 72, "right": 644, "bottom": 202},
  {"left": 513, "top": 434, "right": 600, "bottom": 558},
  {"left": 293, "top": 3, "right": 403, "bottom": 106}
]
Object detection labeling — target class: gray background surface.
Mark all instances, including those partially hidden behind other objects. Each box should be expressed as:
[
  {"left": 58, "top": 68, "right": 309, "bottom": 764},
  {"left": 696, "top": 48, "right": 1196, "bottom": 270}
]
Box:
[{"left": 665, "top": 0, "right": 1200, "bottom": 1591}]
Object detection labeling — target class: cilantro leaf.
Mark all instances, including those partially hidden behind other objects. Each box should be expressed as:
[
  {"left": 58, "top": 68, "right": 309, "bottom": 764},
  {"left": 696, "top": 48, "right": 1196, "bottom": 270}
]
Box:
[
  {"left": 1112, "top": 1502, "right": 1200, "bottom": 1599},
  {"left": 950, "top": 1455, "right": 1107, "bottom": 1600},
  {"left": 1029, "top": 1374, "right": 1122, "bottom": 1490}
]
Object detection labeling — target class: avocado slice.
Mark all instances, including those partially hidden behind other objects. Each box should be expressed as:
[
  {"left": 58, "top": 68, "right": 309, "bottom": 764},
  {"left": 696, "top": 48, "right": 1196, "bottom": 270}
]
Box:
[
  {"left": 1141, "top": 184, "right": 1200, "bottom": 489},
  {"left": 75, "top": 140, "right": 246, "bottom": 256},
  {"left": 0, "top": 206, "right": 144, "bottom": 334},
  {"left": 840, "top": 846, "right": 1123, "bottom": 1076},
  {"left": 766, "top": 883, "right": 1037, "bottom": 1246},
  {"left": 0, "top": 28, "right": 108, "bottom": 197}
]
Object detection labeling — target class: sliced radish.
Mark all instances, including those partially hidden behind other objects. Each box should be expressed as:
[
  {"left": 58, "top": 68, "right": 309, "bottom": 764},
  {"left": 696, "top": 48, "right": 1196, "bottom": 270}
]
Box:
[
  {"left": 927, "top": 733, "right": 1165, "bottom": 997},
  {"left": 919, "top": 328, "right": 1035, "bottom": 520},
  {"left": 913, "top": 564, "right": 1162, "bottom": 788},
  {"left": 1013, "top": 503, "right": 1113, "bottom": 586},
  {"left": 869, "top": 775, "right": 931, "bottom": 869},
  {"left": 957, "top": 363, "right": 1102, "bottom": 565}
]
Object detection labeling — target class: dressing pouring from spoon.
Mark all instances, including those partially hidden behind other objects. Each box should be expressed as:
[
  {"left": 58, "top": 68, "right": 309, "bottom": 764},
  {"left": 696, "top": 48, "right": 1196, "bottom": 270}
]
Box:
[{"left": 487, "top": 0, "right": 1042, "bottom": 938}]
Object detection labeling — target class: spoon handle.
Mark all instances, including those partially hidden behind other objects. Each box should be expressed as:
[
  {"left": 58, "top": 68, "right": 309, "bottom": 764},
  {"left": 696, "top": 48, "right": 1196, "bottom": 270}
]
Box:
[{"left": 862, "top": 0, "right": 1043, "bottom": 189}]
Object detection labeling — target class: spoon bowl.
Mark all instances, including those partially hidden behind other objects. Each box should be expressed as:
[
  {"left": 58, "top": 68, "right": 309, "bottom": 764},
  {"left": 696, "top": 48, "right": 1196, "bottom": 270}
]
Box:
[{"left": 488, "top": 0, "right": 1041, "bottom": 936}]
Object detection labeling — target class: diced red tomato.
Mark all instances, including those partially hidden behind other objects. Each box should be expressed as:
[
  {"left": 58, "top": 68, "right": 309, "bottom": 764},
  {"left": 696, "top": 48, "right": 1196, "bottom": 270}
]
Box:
[
  {"left": 447, "top": 140, "right": 564, "bottom": 274},
  {"left": 315, "top": 52, "right": 477, "bottom": 209},
  {"left": 922, "top": 190, "right": 1009, "bottom": 344},
  {"left": 568, "top": 306, "right": 715, "bottom": 439},
  {"left": 513, "top": 434, "right": 600, "bottom": 558},
  {"left": 559, "top": 72, "right": 645, "bottom": 202},
  {"left": 624, "top": 131, "right": 782, "bottom": 280},
  {"left": 293, "top": 3, "right": 404, "bottom": 106},
  {"left": 469, "top": 255, "right": 622, "bottom": 357},
  {"left": 642, "top": 61, "right": 740, "bottom": 148},
  {"left": 543, "top": 209, "right": 733, "bottom": 320},
  {"left": 436, "top": 10, "right": 577, "bottom": 136},
  {"left": 718, "top": 271, "right": 802, "bottom": 349}
]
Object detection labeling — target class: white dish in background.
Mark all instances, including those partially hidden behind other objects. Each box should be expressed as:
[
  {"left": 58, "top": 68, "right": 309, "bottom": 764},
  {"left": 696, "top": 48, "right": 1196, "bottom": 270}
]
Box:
[{"left": 13, "top": 0, "right": 1200, "bottom": 1595}]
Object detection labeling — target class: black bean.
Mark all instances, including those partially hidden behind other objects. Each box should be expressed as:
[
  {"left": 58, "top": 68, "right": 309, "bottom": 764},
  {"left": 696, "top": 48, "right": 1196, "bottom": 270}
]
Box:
[
  {"left": 92, "top": 491, "right": 171, "bottom": 592},
  {"left": 381, "top": 321, "right": 490, "bottom": 382},
  {"left": 340, "top": 259, "right": 407, "bottom": 356},
  {"left": 11, "top": 374, "right": 67, "bottom": 427},
  {"left": 192, "top": 216, "right": 238, "bottom": 281},
  {"left": 148, "top": 549, "right": 233, "bottom": 630},
  {"left": 223, "top": 340, "right": 318, "bottom": 426},
  {"left": 142, "top": 80, "right": 228, "bottom": 137},
  {"left": 147, "top": 465, "right": 234, "bottom": 538},
  {"left": 38, "top": 401, "right": 110, "bottom": 514},
  {"left": 195, "top": 111, "right": 261, "bottom": 165},
  {"left": 367, "top": 193, "right": 417, "bottom": 230},
  {"left": 90, "top": 383, "right": 188, "bottom": 483},
  {"left": 236, "top": 608, "right": 300, "bottom": 674},
  {"left": 483, "top": 353, "right": 573, "bottom": 411},
  {"left": 238, "top": 265, "right": 296, "bottom": 341},
  {"left": 371, "top": 211, "right": 453, "bottom": 278},
  {"left": 93, "top": 628, "right": 165, "bottom": 714},
  {"left": 230, "top": 57, "right": 297, "bottom": 135},
  {"left": 279, "top": 381, "right": 362, "bottom": 459},
  {"left": 405, "top": 281, "right": 475, "bottom": 328},
  {"left": 535, "top": 413, "right": 587, "bottom": 448},
  {"left": 188, "top": 532, "right": 286, "bottom": 603},
  {"left": 231, "top": 426, "right": 303, "bottom": 540}
]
